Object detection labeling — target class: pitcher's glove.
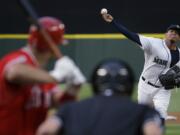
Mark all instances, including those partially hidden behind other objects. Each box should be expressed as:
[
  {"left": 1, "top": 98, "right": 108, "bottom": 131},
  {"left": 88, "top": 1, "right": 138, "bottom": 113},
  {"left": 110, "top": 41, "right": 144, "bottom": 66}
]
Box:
[{"left": 159, "top": 65, "right": 180, "bottom": 90}]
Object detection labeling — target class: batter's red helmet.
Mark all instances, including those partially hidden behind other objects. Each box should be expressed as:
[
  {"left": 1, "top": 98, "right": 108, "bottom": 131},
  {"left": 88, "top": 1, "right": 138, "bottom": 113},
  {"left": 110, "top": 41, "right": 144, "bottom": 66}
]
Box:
[{"left": 28, "top": 16, "right": 65, "bottom": 52}]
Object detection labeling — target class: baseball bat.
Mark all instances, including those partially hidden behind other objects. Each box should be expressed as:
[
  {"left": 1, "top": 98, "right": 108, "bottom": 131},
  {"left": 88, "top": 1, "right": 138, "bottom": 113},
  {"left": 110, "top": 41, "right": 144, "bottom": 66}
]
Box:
[{"left": 17, "top": 0, "right": 62, "bottom": 59}]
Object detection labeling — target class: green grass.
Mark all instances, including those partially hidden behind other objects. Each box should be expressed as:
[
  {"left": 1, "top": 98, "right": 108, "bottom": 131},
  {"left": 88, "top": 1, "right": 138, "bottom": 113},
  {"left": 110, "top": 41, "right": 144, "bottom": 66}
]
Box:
[
  {"left": 168, "top": 88, "right": 180, "bottom": 112},
  {"left": 166, "top": 124, "right": 180, "bottom": 135},
  {"left": 78, "top": 83, "right": 180, "bottom": 135}
]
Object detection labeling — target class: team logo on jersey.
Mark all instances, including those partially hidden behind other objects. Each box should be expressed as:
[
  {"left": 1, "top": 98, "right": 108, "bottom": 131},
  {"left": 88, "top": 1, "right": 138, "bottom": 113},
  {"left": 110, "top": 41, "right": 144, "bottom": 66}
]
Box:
[{"left": 153, "top": 56, "right": 167, "bottom": 66}]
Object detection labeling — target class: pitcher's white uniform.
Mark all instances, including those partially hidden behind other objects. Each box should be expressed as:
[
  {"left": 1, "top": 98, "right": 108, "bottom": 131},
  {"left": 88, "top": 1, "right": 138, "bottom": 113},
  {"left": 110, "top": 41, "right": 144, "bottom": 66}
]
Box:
[{"left": 138, "top": 35, "right": 180, "bottom": 119}]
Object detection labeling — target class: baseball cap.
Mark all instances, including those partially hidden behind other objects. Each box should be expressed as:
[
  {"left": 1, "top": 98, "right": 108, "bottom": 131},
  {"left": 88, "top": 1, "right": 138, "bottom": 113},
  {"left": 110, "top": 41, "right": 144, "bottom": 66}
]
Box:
[{"left": 167, "top": 24, "right": 180, "bottom": 35}]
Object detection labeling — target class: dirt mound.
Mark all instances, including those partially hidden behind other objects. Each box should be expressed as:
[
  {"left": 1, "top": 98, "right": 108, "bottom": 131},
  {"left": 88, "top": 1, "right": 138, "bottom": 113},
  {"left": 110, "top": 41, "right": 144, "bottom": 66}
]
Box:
[{"left": 166, "top": 112, "right": 180, "bottom": 124}]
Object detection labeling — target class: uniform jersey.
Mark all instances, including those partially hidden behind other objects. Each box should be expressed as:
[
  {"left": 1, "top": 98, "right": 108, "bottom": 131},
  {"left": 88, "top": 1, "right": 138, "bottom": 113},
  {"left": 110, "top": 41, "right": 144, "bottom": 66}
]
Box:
[
  {"left": 23, "top": 83, "right": 59, "bottom": 135},
  {"left": 138, "top": 35, "right": 180, "bottom": 119},
  {"left": 0, "top": 47, "right": 38, "bottom": 135},
  {"left": 139, "top": 35, "right": 180, "bottom": 86},
  {"left": 56, "top": 95, "right": 161, "bottom": 135},
  {"left": 0, "top": 46, "right": 59, "bottom": 135},
  {"left": 111, "top": 20, "right": 179, "bottom": 120}
]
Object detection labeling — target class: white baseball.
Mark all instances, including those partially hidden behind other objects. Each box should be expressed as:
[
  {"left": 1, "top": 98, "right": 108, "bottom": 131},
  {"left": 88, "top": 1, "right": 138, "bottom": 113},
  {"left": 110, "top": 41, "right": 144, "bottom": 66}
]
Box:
[{"left": 101, "top": 8, "right": 108, "bottom": 14}]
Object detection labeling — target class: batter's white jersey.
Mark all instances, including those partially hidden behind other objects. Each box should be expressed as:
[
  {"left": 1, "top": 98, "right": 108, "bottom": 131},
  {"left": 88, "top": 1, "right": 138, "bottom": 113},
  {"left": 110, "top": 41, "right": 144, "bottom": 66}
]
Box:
[{"left": 137, "top": 35, "right": 180, "bottom": 119}]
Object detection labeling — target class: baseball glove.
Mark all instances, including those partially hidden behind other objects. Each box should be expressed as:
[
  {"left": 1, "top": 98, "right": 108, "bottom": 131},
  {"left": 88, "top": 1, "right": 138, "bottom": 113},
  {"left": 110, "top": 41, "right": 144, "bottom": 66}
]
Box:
[{"left": 159, "top": 65, "right": 180, "bottom": 90}]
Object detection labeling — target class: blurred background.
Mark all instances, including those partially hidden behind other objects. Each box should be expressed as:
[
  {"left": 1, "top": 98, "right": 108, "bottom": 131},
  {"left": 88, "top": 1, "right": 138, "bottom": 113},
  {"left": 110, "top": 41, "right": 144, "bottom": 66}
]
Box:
[
  {"left": 1, "top": 0, "right": 180, "bottom": 33},
  {"left": 0, "top": 0, "right": 180, "bottom": 134},
  {"left": 1, "top": 0, "right": 180, "bottom": 80}
]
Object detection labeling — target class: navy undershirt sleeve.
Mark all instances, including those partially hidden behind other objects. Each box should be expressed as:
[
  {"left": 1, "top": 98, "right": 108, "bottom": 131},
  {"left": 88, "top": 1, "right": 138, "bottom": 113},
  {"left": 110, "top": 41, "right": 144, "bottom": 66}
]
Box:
[
  {"left": 112, "top": 20, "right": 142, "bottom": 46},
  {"left": 170, "top": 49, "right": 179, "bottom": 67}
]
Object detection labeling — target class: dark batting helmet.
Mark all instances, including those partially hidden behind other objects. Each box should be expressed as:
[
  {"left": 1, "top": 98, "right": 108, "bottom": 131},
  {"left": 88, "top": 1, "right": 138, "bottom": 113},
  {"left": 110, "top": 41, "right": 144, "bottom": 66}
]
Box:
[
  {"left": 91, "top": 59, "right": 134, "bottom": 96},
  {"left": 28, "top": 16, "right": 65, "bottom": 52}
]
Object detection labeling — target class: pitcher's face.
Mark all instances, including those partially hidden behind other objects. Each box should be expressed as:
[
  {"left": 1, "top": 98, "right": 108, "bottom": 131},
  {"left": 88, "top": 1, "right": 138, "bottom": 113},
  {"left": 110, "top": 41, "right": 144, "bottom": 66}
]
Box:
[{"left": 165, "top": 30, "right": 180, "bottom": 43}]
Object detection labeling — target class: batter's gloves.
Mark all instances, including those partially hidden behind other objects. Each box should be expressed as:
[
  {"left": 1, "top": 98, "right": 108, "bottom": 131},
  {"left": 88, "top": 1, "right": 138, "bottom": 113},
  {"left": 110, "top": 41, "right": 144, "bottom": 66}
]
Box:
[{"left": 49, "top": 56, "right": 86, "bottom": 85}]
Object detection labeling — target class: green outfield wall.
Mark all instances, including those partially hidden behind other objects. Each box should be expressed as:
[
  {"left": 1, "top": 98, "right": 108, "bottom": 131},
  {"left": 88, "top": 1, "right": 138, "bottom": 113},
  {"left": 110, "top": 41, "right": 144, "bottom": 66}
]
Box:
[{"left": 0, "top": 34, "right": 171, "bottom": 81}]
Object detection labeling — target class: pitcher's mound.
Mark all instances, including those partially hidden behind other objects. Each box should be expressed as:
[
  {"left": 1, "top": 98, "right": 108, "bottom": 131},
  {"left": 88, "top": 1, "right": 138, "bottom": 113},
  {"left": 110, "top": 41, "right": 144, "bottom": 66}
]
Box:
[{"left": 166, "top": 112, "right": 180, "bottom": 124}]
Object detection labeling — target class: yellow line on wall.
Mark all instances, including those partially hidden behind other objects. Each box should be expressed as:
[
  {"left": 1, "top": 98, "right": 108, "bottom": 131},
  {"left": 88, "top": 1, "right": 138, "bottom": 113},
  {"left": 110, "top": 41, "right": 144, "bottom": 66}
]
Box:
[
  {"left": 0, "top": 34, "right": 28, "bottom": 39},
  {"left": 0, "top": 33, "right": 164, "bottom": 39}
]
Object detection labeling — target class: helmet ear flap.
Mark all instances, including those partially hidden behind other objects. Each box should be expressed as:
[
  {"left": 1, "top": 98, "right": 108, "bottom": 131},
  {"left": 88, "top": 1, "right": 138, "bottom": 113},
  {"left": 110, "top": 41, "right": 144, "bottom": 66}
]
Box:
[{"left": 91, "top": 59, "right": 134, "bottom": 96}]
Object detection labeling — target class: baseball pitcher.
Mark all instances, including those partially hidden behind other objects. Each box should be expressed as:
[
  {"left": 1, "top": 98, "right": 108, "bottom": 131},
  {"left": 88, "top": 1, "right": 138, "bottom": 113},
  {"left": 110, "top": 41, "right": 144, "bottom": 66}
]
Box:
[{"left": 101, "top": 9, "right": 180, "bottom": 124}]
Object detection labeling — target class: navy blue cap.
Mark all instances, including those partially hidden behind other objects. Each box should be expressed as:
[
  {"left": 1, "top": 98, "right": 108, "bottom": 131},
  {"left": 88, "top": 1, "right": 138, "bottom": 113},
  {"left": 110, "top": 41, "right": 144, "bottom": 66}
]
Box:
[{"left": 167, "top": 24, "right": 180, "bottom": 35}]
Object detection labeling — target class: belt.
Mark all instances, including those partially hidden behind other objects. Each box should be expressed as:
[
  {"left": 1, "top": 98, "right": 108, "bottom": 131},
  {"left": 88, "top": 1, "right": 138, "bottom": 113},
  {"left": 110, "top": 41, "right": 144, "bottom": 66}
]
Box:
[{"left": 141, "top": 76, "right": 161, "bottom": 88}]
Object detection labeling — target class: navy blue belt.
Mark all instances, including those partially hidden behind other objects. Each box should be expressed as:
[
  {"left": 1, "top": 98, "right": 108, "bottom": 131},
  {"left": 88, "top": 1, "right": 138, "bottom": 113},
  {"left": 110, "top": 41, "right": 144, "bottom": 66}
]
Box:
[{"left": 142, "top": 76, "right": 161, "bottom": 88}]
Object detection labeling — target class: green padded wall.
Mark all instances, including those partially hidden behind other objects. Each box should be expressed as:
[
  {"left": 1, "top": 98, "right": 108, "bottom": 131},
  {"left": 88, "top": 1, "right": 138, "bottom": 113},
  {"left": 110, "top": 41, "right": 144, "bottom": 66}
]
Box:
[{"left": 0, "top": 39, "right": 144, "bottom": 81}]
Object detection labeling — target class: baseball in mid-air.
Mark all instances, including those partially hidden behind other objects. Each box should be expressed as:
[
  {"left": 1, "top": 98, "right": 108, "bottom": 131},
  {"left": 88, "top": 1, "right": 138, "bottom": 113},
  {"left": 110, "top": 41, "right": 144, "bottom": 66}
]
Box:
[{"left": 101, "top": 8, "right": 108, "bottom": 14}]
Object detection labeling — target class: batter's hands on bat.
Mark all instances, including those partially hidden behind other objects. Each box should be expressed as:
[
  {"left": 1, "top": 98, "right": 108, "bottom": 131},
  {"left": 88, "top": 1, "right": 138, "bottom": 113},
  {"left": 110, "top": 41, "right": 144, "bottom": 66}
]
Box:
[
  {"left": 101, "top": 13, "right": 114, "bottom": 23},
  {"left": 49, "top": 56, "right": 86, "bottom": 85}
]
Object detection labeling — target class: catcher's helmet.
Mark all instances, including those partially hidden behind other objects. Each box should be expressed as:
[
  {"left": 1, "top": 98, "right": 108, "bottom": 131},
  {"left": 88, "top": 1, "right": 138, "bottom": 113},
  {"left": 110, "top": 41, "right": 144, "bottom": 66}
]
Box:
[
  {"left": 91, "top": 59, "right": 134, "bottom": 96},
  {"left": 28, "top": 16, "right": 65, "bottom": 52}
]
